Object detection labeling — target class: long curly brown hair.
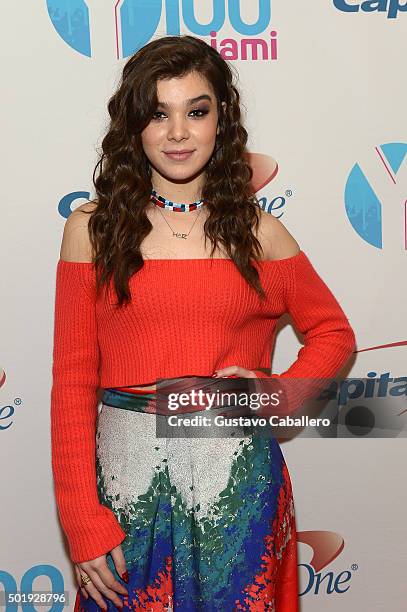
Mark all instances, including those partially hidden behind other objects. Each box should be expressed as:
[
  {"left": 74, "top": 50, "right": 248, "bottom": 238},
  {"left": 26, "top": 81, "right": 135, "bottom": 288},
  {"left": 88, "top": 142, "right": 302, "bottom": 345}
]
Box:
[{"left": 83, "top": 34, "right": 267, "bottom": 307}]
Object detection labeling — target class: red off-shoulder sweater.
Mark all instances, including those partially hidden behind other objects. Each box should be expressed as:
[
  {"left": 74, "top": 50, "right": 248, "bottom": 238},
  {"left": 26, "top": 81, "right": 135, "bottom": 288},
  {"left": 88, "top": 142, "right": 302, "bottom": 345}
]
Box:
[{"left": 50, "top": 250, "right": 356, "bottom": 563}]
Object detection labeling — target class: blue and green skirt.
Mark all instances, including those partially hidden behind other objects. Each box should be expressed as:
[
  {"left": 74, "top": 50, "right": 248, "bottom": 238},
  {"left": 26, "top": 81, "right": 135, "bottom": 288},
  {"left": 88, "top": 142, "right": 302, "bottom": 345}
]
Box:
[{"left": 75, "top": 377, "right": 298, "bottom": 611}]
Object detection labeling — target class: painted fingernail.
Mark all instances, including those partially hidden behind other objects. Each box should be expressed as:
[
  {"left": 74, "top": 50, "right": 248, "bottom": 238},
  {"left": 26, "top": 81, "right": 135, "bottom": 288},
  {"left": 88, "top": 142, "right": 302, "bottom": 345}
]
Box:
[{"left": 121, "top": 571, "right": 129, "bottom": 583}]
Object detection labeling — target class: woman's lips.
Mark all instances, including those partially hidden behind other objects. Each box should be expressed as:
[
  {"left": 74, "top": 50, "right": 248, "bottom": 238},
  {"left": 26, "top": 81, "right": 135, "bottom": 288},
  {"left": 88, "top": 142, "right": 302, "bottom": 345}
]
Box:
[{"left": 163, "top": 150, "right": 195, "bottom": 161}]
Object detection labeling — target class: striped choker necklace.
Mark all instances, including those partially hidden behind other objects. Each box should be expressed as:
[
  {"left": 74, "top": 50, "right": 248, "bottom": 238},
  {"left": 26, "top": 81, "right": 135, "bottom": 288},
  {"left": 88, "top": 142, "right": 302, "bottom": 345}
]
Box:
[{"left": 151, "top": 189, "right": 207, "bottom": 212}]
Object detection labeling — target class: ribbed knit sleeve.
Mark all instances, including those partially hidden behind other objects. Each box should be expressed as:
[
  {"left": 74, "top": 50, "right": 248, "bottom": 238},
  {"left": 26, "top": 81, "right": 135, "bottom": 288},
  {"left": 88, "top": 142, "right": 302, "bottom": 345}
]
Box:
[
  {"left": 253, "top": 251, "right": 356, "bottom": 415},
  {"left": 50, "top": 260, "right": 126, "bottom": 563}
]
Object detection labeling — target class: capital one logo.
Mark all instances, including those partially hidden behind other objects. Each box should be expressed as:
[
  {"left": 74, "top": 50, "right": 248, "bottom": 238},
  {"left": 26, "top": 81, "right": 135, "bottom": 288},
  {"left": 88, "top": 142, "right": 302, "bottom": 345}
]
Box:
[
  {"left": 0, "top": 367, "right": 23, "bottom": 431},
  {"left": 333, "top": 0, "right": 407, "bottom": 19},
  {"left": 298, "top": 530, "right": 357, "bottom": 596},
  {"left": 47, "top": 0, "right": 274, "bottom": 59},
  {"left": 344, "top": 142, "right": 407, "bottom": 250}
]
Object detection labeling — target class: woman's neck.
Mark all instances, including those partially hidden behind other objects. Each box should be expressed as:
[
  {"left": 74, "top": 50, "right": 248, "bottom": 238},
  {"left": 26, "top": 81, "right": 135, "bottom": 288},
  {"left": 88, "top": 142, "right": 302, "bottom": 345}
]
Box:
[{"left": 151, "top": 176, "right": 204, "bottom": 204}]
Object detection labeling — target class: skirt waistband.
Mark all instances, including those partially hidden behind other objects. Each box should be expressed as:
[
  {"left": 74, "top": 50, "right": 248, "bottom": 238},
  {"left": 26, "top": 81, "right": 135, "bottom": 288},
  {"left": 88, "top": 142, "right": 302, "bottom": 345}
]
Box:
[
  {"left": 101, "top": 387, "right": 157, "bottom": 413},
  {"left": 101, "top": 376, "right": 252, "bottom": 416},
  {"left": 101, "top": 379, "right": 276, "bottom": 439}
]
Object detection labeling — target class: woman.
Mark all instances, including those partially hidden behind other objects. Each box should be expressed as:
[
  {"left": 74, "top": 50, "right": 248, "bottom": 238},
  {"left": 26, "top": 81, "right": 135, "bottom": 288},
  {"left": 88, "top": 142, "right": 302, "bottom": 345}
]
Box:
[{"left": 50, "top": 35, "right": 356, "bottom": 611}]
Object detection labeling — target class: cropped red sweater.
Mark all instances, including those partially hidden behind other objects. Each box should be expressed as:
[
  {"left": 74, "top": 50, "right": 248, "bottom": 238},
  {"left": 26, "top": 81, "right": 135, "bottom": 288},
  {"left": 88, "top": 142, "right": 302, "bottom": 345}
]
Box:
[{"left": 50, "top": 250, "right": 356, "bottom": 563}]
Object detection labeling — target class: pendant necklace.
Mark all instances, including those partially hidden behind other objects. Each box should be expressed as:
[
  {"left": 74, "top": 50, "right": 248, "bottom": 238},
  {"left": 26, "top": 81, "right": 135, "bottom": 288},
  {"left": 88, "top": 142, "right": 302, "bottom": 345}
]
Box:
[{"left": 150, "top": 189, "right": 207, "bottom": 240}]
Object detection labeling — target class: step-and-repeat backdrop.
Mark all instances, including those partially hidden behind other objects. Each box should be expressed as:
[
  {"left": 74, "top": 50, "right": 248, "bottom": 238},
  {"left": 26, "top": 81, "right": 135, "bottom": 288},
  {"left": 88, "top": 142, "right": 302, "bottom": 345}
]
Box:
[{"left": 1, "top": 2, "right": 406, "bottom": 610}]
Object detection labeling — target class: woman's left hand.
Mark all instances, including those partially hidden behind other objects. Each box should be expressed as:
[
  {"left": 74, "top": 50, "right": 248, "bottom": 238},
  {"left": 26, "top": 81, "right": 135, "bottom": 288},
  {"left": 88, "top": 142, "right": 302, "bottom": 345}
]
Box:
[
  {"left": 213, "top": 365, "right": 258, "bottom": 379},
  {"left": 211, "top": 365, "right": 262, "bottom": 418}
]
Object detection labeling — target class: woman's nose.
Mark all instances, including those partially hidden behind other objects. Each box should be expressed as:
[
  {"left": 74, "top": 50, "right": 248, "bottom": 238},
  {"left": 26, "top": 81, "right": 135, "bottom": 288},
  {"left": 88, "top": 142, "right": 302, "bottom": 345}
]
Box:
[{"left": 167, "top": 117, "right": 189, "bottom": 141}]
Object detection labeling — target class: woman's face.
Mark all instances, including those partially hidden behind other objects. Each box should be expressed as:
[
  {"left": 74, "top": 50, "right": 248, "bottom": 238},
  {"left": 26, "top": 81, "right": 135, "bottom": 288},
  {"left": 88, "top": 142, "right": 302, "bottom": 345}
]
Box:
[{"left": 141, "top": 71, "right": 221, "bottom": 184}]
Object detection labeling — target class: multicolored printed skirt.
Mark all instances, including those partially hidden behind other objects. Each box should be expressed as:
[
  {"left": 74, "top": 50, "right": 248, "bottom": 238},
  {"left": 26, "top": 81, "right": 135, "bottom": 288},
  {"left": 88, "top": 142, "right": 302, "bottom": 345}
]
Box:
[{"left": 75, "top": 377, "right": 298, "bottom": 611}]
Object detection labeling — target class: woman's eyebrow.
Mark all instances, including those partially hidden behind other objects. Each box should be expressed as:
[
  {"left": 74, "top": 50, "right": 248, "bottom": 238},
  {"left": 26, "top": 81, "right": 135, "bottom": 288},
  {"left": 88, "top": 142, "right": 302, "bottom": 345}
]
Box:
[{"left": 157, "top": 94, "right": 212, "bottom": 108}]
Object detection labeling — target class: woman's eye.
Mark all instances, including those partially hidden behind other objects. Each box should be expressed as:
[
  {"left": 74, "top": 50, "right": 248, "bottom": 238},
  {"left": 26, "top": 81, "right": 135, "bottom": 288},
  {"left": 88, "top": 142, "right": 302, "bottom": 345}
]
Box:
[
  {"left": 152, "top": 111, "right": 166, "bottom": 120},
  {"left": 189, "top": 108, "right": 209, "bottom": 118}
]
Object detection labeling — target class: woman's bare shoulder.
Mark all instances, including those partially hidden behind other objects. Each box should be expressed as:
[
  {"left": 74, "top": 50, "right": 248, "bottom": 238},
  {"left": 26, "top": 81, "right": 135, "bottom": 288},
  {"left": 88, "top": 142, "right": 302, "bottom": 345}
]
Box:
[
  {"left": 59, "top": 201, "right": 97, "bottom": 263},
  {"left": 255, "top": 208, "right": 301, "bottom": 261}
]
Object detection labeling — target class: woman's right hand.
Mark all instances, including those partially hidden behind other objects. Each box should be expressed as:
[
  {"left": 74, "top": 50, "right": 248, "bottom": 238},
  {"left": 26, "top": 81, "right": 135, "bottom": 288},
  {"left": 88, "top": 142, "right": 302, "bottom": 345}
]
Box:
[{"left": 74, "top": 544, "right": 129, "bottom": 610}]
